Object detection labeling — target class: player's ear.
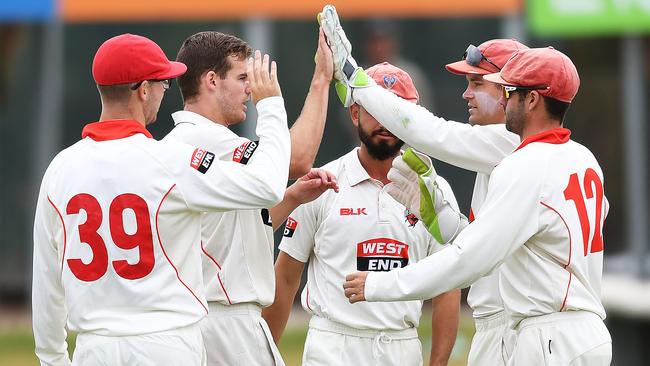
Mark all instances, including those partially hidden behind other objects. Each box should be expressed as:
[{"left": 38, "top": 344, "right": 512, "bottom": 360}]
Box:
[
  {"left": 203, "top": 70, "right": 218, "bottom": 92},
  {"left": 349, "top": 103, "right": 360, "bottom": 127},
  {"left": 527, "top": 90, "right": 543, "bottom": 112}
]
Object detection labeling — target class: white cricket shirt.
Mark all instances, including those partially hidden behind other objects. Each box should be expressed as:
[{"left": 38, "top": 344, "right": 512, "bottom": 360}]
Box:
[
  {"left": 165, "top": 106, "right": 286, "bottom": 306},
  {"left": 32, "top": 97, "right": 289, "bottom": 366},
  {"left": 355, "top": 85, "right": 520, "bottom": 319},
  {"left": 365, "top": 129, "right": 608, "bottom": 328},
  {"left": 279, "top": 148, "right": 459, "bottom": 330}
]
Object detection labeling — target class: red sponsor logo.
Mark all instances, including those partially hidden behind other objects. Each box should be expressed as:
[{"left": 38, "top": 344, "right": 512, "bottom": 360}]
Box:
[
  {"left": 190, "top": 148, "right": 206, "bottom": 169},
  {"left": 356, "top": 238, "right": 409, "bottom": 258},
  {"left": 283, "top": 217, "right": 298, "bottom": 238},
  {"left": 340, "top": 208, "right": 367, "bottom": 216},
  {"left": 232, "top": 142, "right": 248, "bottom": 163}
]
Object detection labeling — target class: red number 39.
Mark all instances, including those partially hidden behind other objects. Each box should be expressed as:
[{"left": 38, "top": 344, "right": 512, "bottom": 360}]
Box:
[
  {"left": 563, "top": 168, "right": 604, "bottom": 256},
  {"left": 66, "top": 193, "right": 155, "bottom": 282}
]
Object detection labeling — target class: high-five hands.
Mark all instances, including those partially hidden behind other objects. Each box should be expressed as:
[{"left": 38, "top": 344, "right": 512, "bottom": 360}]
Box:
[{"left": 247, "top": 50, "right": 282, "bottom": 105}]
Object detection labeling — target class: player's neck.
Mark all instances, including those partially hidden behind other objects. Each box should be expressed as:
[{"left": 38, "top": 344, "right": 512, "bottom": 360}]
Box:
[
  {"left": 520, "top": 117, "right": 562, "bottom": 141},
  {"left": 184, "top": 100, "right": 228, "bottom": 127},
  {"left": 99, "top": 105, "right": 146, "bottom": 126},
  {"left": 357, "top": 146, "right": 395, "bottom": 185}
]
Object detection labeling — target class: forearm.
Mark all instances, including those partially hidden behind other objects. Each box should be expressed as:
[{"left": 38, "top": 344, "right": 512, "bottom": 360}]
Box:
[
  {"left": 288, "top": 78, "right": 329, "bottom": 178},
  {"left": 261, "top": 256, "right": 304, "bottom": 343},
  {"left": 270, "top": 194, "right": 300, "bottom": 231},
  {"left": 355, "top": 86, "right": 518, "bottom": 174},
  {"left": 429, "top": 290, "right": 460, "bottom": 366}
]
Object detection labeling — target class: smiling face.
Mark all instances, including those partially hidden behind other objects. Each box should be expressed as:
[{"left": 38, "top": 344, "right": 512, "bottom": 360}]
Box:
[
  {"left": 462, "top": 74, "right": 504, "bottom": 126},
  {"left": 214, "top": 56, "right": 251, "bottom": 125}
]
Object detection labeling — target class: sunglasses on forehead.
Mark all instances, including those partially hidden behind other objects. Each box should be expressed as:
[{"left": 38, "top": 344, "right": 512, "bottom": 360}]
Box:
[
  {"left": 463, "top": 44, "right": 501, "bottom": 71},
  {"left": 502, "top": 85, "right": 550, "bottom": 99}
]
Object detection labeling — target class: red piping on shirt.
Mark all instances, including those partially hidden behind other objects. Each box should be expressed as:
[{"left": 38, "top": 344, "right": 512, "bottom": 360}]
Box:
[
  {"left": 200, "top": 241, "right": 233, "bottom": 305},
  {"left": 306, "top": 287, "right": 313, "bottom": 312},
  {"left": 514, "top": 128, "right": 571, "bottom": 152},
  {"left": 469, "top": 208, "right": 475, "bottom": 223},
  {"left": 540, "top": 201, "right": 572, "bottom": 311},
  {"left": 47, "top": 196, "right": 67, "bottom": 277},
  {"left": 156, "top": 184, "right": 208, "bottom": 314}
]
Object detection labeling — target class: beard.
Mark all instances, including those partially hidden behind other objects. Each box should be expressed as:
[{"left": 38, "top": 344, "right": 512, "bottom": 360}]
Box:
[
  {"left": 505, "top": 98, "right": 526, "bottom": 135},
  {"left": 357, "top": 120, "right": 404, "bottom": 161}
]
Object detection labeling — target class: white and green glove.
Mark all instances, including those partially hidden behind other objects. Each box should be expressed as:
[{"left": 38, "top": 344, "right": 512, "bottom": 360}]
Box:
[
  {"left": 387, "top": 148, "right": 468, "bottom": 244},
  {"left": 318, "top": 4, "right": 373, "bottom": 107}
]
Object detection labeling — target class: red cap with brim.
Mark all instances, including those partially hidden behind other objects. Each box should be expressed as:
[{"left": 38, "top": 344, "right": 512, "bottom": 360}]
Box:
[
  {"left": 366, "top": 62, "right": 419, "bottom": 103},
  {"left": 445, "top": 39, "right": 529, "bottom": 75},
  {"left": 92, "top": 33, "right": 187, "bottom": 85},
  {"left": 483, "top": 47, "right": 580, "bottom": 103}
]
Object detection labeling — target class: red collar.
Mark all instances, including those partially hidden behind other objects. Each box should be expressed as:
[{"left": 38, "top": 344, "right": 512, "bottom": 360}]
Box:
[
  {"left": 81, "top": 120, "right": 153, "bottom": 141},
  {"left": 514, "top": 128, "right": 571, "bottom": 152}
]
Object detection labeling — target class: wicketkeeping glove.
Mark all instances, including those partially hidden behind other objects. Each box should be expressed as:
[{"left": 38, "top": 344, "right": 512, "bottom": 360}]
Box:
[
  {"left": 318, "top": 4, "right": 373, "bottom": 107},
  {"left": 387, "top": 148, "right": 468, "bottom": 244}
]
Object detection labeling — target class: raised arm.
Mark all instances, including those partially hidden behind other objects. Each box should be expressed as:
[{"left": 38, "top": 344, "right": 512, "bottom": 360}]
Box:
[{"left": 287, "top": 28, "right": 333, "bottom": 178}]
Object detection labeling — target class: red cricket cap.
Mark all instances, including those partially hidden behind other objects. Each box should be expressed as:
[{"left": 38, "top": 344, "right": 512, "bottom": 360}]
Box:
[
  {"left": 92, "top": 33, "right": 187, "bottom": 85},
  {"left": 366, "top": 62, "right": 419, "bottom": 103},
  {"left": 483, "top": 47, "right": 580, "bottom": 103},
  {"left": 445, "top": 39, "right": 528, "bottom": 75}
]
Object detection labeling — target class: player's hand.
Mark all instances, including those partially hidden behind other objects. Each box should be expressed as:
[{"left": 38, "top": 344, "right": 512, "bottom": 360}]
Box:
[
  {"left": 318, "top": 4, "right": 372, "bottom": 107},
  {"left": 343, "top": 272, "right": 368, "bottom": 303},
  {"left": 285, "top": 168, "right": 339, "bottom": 205},
  {"left": 247, "top": 50, "right": 282, "bottom": 105},
  {"left": 387, "top": 148, "right": 468, "bottom": 244},
  {"left": 313, "top": 27, "right": 334, "bottom": 84}
]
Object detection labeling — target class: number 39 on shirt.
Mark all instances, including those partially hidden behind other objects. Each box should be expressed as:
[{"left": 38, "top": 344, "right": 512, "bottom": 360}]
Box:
[
  {"left": 563, "top": 168, "right": 605, "bottom": 256},
  {"left": 66, "top": 193, "right": 155, "bottom": 282}
]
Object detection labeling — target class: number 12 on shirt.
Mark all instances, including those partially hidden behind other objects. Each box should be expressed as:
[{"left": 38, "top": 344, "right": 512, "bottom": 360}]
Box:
[{"left": 563, "top": 168, "right": 604, "bottom": 256}]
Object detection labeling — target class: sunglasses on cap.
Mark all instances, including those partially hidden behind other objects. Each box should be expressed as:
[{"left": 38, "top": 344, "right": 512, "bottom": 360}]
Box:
[
  {"left": 502, "top": 85, "right": 550, "bottom": 100},
  {"left": 130, "top": 79, "right": 171, "bottom": 91},
  {"left": 463, "top": 44, "right": 501, "bottom": 71}
]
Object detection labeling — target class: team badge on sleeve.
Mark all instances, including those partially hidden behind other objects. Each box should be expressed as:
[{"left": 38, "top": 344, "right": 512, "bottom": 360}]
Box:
[
  {"left": 283, "top": 217, "right": 298, "bottom": 237},
  {"left": 232, "top": 140, "right": 259, "bottom": 165},
  {"left": 357, "top": 238, "right": 409, "bottom": 272},
  {"left": 190, "top": 148, "right": 215, "bottom": 174}
]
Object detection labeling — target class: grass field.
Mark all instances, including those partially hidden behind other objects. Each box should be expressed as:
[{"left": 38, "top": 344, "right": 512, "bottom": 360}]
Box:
[{"left": 2, "top": 307, "right": 474, "bottom": 365}]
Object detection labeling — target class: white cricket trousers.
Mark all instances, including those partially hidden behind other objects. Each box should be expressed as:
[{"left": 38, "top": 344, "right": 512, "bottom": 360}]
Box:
[
  {"left": 200, "top": 302, "right": 285, "bottom": 366},
  {"left": 508, "top": 311, "right": 611, "bottom": 366},
  {"left": 72, "top": 322, "right": 206, "bottom": 366},
  {"left": 467, "top": 311, "right": 516, "bottom": 366},
  {"left": 302, "top": 316, "right": 422, "bottom": 366}
]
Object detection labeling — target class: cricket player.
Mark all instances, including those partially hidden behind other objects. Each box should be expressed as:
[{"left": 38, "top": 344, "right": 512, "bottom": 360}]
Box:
[
  {"left": 344, "top": 48, "right": 612, "bottom": 365},
  {"left": 262, "top": 62, "right": 461, "bottom": 366},
  {"left": 163, "top": 30, "right": 335, "bottom": 365},
  {"left": 32, "top": 33, "right": 291, "bottom": 366},
  {"left": 319, "top": 7, "right": 526, "bottom": 363}
]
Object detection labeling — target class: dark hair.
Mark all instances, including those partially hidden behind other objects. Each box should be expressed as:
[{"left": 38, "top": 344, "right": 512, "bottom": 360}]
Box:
[
  {"left": 542, "top": 95, "right": 571, "bottom": 123},
  {"left": 176, "top": 31, "right": 252, "bottom": 103},
  {"left": 97, "top": 83, "right": 133, "bottom": 104}
]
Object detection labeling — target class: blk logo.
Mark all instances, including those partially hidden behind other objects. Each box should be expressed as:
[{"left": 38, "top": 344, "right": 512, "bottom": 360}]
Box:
[{"left": 340, "top": 208, "right": 367, "bottom": 216}]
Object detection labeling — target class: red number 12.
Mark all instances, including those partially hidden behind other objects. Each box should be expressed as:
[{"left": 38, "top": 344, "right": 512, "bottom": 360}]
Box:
[{"left": 563, "top": 168, "right": 604, "bottom": 256}]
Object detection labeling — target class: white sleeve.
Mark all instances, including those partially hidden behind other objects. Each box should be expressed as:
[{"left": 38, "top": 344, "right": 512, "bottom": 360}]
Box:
[
  {"left": 32, "top": 170, "right": 72, "bottom": 366},
  {"left": 365, "top": 157, "right": 542, "bottom": 302},
  {"left": 355, "top": 86, "right": 520, "bottom": 174},
  {"left": 278, "top": 199, "right": 320, "bottom": 263},
  {"left": 173, "top": 97, "right": 291, "bottom": 212}
]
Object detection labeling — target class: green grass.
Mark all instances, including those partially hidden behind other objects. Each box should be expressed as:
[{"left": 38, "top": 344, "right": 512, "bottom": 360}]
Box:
[{"left": 4, "top": 310, "right": 474, "bottom": 365}]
